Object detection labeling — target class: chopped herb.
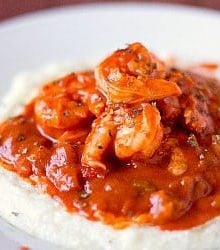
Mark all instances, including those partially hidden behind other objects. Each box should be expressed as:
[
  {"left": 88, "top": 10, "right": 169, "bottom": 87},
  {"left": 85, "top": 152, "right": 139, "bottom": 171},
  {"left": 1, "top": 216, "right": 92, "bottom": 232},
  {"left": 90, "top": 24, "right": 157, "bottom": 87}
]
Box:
[
  {"left": 108, "top": 130, "right": 113, "bottom": 138},
  {"left": 63, "top": 110, "right": 70, "bottom": 117},
  {"left": 11, "top": 211, "right": 19, "bottom": 217},
  {"left": 197, "top": 107, "right": 206, "bottom": 114},
  {"left": 152, "top": 63, "right": 157, "bottom": 69},
  {"left": 177, "top": 79, "right": 184, "bottom": 87},
  {"left": 187, "top": 134, "right": 198, "bottom": 147},
  {"left": 97, "top": 144, "right": 103, "bottom": 149},
  {"left": 17, "top": 134, "right": 25, "bottom": 142},
  {"left": 131, "top": 107, "right": 143, "bottom": 117},
  {"left": 132, "top": 108, "right": 138, "bottom": 116},
  {"left": 195, "top": 94, "right": 205, "bottom": 102},
  {"left": 146, "top": 63, "right": 151, "bottom": 68},
  {"left": 190, "top": 116, "right": 196, "bottom": 122}
]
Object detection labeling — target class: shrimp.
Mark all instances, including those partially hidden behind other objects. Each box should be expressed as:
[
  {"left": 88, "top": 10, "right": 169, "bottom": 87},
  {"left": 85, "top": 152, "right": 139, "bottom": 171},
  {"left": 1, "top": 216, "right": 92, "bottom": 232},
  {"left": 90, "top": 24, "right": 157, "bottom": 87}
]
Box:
[
  {"left": 81, "top": 104, "right": 163, "bottom": 177},
  {"left": 81, "top": 112, "right": 117, "bottom": 178},
  {"left": 95, "top": 42, "right": 181, "bottom": 104},
  {"left": 35, "top": 72, "right": 106, "bottom": 130},
  {"left": 115, "top": 104, "right": 163, "bottom": 159},
  {"left": 35, "top": 97, "right": 90, "bottom": 129}
]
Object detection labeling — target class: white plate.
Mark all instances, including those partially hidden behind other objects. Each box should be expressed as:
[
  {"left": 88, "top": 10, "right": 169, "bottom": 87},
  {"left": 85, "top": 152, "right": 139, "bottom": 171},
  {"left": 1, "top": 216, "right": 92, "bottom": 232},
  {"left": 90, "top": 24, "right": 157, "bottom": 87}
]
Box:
[{"left": 0, "top": 3, "right": 220, "bottom": 249}]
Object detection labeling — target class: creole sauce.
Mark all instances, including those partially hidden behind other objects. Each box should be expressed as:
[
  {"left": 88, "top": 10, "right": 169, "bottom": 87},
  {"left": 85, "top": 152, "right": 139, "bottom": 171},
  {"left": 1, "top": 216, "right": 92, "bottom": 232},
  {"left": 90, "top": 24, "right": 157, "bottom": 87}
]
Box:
[{"left": 0, "top": 69, "right": 220, "bottom": 231}]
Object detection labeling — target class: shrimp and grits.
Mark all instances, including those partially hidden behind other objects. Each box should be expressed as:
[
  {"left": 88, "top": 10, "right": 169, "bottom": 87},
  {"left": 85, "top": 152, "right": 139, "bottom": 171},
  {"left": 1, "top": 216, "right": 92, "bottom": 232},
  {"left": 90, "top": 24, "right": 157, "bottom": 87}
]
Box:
[{"left": 0, "top": 43, "right": 220, "bottom": 249}]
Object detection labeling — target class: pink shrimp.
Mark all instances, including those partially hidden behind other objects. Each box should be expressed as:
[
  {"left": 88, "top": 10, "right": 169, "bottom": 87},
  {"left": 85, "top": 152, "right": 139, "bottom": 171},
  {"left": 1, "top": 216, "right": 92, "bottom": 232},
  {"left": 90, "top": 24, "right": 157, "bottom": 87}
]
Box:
[
  {"left": 35, "top": 72, "right": 106, "bottom": 130},
  {"left": 115, "top": 104, "right": 163, "bottom": 159},
  {"left": 81, "top": 104, "right": 163, "bottom": 177},
  {"left": 81, "top": 112, "right": 116, "bottom": 178},
  {"left": 95, "top": 42, "right": 181, "bottom": 104}
]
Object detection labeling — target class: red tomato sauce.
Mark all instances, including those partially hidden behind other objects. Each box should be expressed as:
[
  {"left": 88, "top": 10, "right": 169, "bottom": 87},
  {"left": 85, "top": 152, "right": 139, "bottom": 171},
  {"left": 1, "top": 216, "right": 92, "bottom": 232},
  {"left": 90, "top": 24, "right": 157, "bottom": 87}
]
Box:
[{"left": 0, "top": 60, "right": 220, "bottom": 230}]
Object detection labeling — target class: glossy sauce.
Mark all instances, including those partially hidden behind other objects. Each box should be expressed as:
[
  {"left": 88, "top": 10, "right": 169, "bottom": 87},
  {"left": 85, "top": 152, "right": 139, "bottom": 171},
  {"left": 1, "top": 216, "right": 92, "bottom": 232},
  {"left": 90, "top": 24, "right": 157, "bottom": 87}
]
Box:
[{"left": 0, "top": 67, "right": 220, "bottom": 230}]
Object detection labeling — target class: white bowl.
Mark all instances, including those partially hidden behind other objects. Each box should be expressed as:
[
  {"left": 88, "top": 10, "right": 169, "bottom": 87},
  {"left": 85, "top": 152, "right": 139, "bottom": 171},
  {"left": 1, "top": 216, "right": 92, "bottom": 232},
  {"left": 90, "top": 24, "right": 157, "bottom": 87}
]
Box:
[{"left": 0, "top": 3, "right": 220, "bottom": 249}]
